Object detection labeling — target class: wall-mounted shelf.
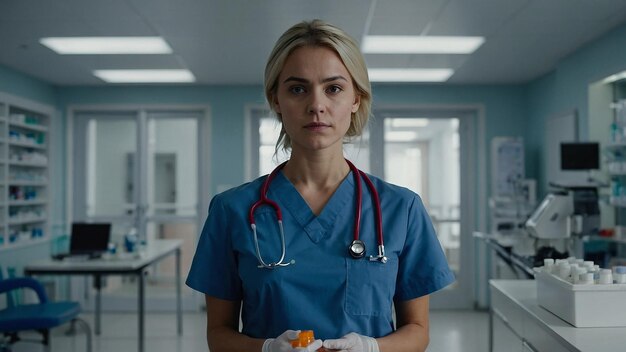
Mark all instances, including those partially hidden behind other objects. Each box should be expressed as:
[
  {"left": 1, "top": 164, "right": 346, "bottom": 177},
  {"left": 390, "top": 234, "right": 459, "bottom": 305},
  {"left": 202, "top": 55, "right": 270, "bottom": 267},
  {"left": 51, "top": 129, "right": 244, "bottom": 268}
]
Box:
[
  {"left": 8, "top": 121, "right": 48, "bottom": 132},
  {"left": 0, "top": 93, "right": 52, "bottom": 250},
  {"left": 606, "top": 100, "right": 626, "bottom": 214},
  {"left": 9, "top": 199, "right": 47, "bottom": 206},
  {"left": 8, "top": 161, "right": 48, "bottom": 167},
  {"left": 7, "top": 141, "right": 47, "bottom": 150}
]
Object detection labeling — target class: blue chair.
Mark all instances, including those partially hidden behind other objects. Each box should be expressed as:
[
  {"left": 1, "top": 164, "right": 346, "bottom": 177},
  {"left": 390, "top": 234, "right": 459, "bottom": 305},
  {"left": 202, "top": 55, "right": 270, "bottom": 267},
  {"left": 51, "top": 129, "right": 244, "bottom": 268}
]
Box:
[{"left": 0, "top": 276, "right": 92, "bottom": 352}]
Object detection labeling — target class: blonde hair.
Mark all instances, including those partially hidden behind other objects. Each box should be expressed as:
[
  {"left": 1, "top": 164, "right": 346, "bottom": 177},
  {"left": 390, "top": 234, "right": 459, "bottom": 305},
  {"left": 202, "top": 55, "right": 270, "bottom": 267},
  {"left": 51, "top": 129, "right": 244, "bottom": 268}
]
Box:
[{"left": 264, "top": 19, "right": 372, "bottom": 152}]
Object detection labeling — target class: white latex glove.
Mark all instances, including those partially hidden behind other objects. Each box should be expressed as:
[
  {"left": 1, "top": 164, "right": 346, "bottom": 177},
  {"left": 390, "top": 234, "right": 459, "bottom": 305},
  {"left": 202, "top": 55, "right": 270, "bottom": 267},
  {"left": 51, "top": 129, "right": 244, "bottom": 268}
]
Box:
[
  {"left": 322, "top": 332, "right": 379, "bottom": 352},
  {"left": 262, "top": 330, "right": 323, "bottom": 352}
]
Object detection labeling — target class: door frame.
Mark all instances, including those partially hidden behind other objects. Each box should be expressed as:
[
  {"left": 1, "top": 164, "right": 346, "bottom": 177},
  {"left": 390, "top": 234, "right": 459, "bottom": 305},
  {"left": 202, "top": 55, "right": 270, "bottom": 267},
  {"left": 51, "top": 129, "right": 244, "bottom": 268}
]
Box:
[
  {"left": 66, "top": 104, "right": 212, "bottom": 310},
  {"left": 371, "top": 104, "right": 486, "bottom": 309}
]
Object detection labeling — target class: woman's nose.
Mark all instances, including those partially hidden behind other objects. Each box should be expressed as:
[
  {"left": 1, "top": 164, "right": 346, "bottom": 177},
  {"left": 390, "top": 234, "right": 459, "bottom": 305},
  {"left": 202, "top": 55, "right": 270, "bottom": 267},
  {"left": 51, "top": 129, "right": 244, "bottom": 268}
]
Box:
[
  {"left": 307, "top": 91, "right": 326, "bottom": 114},
  {"left": 308, "top": 104, "right": 325, "bottom": 114}
]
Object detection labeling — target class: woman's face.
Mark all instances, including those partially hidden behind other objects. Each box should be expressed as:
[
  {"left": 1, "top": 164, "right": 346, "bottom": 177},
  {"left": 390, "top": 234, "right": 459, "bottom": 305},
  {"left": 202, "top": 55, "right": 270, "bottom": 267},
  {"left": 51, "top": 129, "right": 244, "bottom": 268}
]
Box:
[{"left": 273, "top": 45, "right": 360, "bottom": 154}]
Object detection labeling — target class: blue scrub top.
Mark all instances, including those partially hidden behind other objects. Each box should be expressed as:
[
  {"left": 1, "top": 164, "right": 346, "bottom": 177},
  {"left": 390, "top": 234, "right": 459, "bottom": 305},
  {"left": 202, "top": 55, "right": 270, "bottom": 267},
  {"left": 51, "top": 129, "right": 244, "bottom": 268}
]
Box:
[{"left": 186, "top": 170, "right": 455, "bottom": 340}]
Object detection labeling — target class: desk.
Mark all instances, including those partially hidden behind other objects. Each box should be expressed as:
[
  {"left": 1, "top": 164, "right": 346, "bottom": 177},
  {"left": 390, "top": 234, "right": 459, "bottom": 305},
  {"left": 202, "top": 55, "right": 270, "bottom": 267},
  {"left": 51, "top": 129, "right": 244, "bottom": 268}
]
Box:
[
  {"left": 24, "top": 239, "right": 182, "bottom": 352},
  {"left": 490, "top": 280, "right": 626, "bottom": 351}
]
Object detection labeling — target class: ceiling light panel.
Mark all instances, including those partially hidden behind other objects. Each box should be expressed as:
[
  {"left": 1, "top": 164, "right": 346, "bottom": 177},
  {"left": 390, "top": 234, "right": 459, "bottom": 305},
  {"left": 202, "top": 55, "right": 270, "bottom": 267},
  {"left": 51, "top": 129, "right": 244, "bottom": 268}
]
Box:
[
  {"left": 603, "top": 71, "right": 626, "bottom": 84},
  {"left": 93, "top": 69, "right": 195, "bottom": 83},
  {"left": 368, "top": 68, "right": 454, "bottom": 82},
  {"left": 363, "top": 36, "right": 485, "bottom": 54},
  {"left": 40, "top": 37, "right": 172, "bottom": 54}
]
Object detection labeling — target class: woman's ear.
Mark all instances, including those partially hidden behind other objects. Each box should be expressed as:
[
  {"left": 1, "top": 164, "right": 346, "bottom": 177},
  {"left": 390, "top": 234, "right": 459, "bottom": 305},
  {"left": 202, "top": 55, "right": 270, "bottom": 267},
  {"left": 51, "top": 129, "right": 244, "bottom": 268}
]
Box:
[
  {"left": 351, "top": 94, "right": 361, "bottom": 113},
  {"left": 272, "top": 95, "right": 282, "bottom": 114}
]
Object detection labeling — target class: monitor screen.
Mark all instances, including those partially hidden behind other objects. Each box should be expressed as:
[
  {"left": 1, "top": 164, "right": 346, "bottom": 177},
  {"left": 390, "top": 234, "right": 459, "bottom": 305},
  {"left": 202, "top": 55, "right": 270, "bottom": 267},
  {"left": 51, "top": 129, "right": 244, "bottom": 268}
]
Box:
[
  {"left": 69, "top": 223, "right": 111, "bottom": 255},
  {"left": 560, "top": 142, "right": 599, "bottom": 170}
]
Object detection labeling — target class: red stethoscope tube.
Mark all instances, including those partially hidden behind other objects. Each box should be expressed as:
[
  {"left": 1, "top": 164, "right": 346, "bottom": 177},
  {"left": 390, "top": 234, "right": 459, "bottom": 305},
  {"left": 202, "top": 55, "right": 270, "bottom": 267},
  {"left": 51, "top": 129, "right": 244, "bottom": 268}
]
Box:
[{"left": 248, "top": 159, "right": 387, "bottom": 269}]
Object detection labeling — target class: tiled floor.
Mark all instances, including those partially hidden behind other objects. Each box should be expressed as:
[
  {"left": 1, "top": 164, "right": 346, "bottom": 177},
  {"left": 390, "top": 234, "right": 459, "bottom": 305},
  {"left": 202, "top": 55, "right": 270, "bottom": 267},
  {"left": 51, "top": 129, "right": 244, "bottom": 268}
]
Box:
[
  {"left": 429, "top": 310, "right": 490, "bottom": 352},
  {"left": 7, "top": 309, "right": 489, "bottom": 352}
]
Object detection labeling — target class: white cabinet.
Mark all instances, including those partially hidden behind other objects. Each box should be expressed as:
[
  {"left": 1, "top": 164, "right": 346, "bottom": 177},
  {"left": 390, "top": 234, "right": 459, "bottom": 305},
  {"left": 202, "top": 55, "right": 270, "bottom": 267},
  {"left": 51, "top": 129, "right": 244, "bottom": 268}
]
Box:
[
  {"left": 0, "top": 93, "right": 52, "bottom": 250},
  {"left": 492, "top": 308, "right": 524, "bottom": 352},
  {"left": 490, "top": 280, "right": 604, "bottom": 352},
  {"left": 491, "top": 283, "right": 524, "bottom": 352},
  {"left": 523, "top": 316, "right": 570, "bottom": 352}
]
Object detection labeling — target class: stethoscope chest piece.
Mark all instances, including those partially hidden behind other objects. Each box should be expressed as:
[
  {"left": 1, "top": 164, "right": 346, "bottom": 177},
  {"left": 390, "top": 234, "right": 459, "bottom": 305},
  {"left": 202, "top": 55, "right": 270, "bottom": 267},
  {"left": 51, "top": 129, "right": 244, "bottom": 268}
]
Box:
[{"left": 348, "top": 239, "right": 366, "bottom": 259}]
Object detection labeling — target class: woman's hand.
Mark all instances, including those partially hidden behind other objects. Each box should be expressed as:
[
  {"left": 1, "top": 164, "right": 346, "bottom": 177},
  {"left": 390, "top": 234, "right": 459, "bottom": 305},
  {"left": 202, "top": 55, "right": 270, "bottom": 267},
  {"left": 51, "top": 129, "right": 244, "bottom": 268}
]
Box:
[
  {"left": 263, "top": 330, "right": 323, "bottom": 352},
  {"left": 323, "top": 332, "right": 379, "bottom": 352}
]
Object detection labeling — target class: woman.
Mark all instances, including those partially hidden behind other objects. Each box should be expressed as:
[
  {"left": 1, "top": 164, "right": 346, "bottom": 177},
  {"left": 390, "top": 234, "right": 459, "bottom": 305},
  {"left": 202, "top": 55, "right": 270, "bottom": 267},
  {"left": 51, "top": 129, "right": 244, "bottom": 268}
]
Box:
[{"left": 186, "top": 19, "right": 455, "bottom": 352}]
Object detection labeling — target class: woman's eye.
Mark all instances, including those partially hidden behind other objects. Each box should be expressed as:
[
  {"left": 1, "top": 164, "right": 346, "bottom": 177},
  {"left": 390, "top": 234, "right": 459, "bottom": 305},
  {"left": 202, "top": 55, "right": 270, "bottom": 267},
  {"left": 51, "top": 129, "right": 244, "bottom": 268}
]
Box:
[
  {"left": 327, "top": 85, "right": 343, "bottom": 94},
  {"left": 289, "top": 86, "right": 306, "bottom": 94}
]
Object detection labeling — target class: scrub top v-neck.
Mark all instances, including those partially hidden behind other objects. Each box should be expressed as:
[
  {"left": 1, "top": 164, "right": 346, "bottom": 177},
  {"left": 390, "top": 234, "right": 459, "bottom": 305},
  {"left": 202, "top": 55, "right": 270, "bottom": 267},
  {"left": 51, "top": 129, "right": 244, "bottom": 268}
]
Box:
[{"left": 186, "top": 170, "right": 455, "bottom": 340}]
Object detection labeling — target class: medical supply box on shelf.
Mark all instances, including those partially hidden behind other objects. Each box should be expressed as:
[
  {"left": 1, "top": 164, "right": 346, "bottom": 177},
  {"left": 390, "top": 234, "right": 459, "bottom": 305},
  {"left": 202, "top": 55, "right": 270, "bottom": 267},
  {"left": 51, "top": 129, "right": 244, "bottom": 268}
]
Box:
[{"left": 535, "top": 271, "right": 626, "bottom": 327}]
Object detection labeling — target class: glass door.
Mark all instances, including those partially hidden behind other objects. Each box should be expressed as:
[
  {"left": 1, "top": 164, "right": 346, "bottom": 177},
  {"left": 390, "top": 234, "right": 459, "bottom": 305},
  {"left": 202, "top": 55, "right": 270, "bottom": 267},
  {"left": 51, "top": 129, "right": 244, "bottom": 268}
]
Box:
[
  {"left": 72, "top": 109, "right": 202, "bottom": 311},
  {"left": 370, "top": 109, "right": 477, "bottom": 309}
]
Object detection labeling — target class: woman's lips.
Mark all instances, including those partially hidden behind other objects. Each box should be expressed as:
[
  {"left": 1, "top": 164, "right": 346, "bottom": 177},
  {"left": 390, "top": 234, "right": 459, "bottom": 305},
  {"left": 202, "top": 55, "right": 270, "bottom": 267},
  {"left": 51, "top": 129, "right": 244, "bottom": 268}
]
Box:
[{"left": 304, "top": 122, "right": 330, "bottom": 131}]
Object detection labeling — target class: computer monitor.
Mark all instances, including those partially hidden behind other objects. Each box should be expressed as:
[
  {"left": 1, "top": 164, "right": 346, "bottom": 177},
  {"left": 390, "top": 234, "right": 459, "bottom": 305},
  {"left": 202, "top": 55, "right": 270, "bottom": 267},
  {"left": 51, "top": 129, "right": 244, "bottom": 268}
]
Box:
[
  {"left": 69, "top": 223, "right": 111, "bottom": 257},
  {"left": 560, "top": 142, "right": 599, "bottom": 170}
]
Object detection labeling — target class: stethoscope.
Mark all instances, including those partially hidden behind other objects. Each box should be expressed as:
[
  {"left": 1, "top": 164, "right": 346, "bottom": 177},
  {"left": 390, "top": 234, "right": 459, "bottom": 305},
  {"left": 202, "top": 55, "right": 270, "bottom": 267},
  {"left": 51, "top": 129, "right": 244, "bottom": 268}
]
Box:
[{"left": 248, "top": 159, "right": 387, "bottom": 269}]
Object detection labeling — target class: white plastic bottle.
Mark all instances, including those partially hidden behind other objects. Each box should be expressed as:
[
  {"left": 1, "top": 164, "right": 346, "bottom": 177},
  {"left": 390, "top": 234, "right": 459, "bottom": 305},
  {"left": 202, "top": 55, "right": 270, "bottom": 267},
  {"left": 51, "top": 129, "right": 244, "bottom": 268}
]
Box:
[
  {"left": 573, "top": 267, "right": 587, "bottom": 284},
  {"left": 599, "top": 269, "right": 613, "bottom": 284},
  {"left": 614, "top": 266, "right": 626, "bottom": 284},
  {"left": 557, "top": 262, "right": 571, "bottom": 280},
  {"left": 578, "top": 272, "right": 595, "bottom": 285},
  {"left": 569, "top": 264, "right": 581, "bottom": 282},
  {"left": 543, "top": 258, "right": 555, "bottom": 274}
]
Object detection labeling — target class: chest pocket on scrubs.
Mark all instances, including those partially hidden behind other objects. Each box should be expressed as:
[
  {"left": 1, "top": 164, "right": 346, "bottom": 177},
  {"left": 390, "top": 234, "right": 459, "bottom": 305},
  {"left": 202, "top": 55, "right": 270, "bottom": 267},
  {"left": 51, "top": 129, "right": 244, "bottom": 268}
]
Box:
[{"left": 345, "top": 258, "right": 398, "bottom": 317}]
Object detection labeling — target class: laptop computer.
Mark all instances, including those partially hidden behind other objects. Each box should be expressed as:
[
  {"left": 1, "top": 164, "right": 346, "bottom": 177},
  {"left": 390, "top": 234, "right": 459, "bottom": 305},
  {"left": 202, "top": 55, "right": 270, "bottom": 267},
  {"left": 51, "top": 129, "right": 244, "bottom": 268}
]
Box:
[{"left": 53, "top": 223, "right": 111, "bottom": 260}]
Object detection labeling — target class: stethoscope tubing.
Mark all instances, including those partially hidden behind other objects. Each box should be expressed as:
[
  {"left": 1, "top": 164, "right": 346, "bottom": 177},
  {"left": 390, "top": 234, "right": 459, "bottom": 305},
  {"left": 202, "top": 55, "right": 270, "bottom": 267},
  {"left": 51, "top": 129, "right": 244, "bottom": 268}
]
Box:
[
  {"left": 249, "top": 159, "right": 386, "bottom": 269},
  {"left": 249, "top": 162, "right": 291, "bottom": 268}
]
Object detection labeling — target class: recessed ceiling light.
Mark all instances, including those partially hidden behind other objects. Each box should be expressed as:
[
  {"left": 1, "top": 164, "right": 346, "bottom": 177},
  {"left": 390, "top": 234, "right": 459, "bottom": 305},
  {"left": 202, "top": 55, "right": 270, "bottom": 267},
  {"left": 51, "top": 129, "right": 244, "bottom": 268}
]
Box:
[
  {"left": 362, "top": 36, "right": 485, "bottom": 54},
  {"left": 40, "top": 37, "right": 172, "bottom": 54},
  {"left": 368, "top": 68, "right": 454, "bottom": 82},
  {"left": 93, "top": 69, "right": 195, "bottom": 83}
]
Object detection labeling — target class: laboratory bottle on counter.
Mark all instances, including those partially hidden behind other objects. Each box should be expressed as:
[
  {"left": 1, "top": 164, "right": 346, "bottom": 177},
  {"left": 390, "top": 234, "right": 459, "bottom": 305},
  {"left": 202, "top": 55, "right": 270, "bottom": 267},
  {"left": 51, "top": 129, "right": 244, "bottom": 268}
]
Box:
[
  {"left": 599, "top": 269, "right": 613, "bottom": 284},
  {"left": 578, "top": 272, "right": 594, "bottom": 285},
  {"left": 557, "top": 262, "right": 571, "bottom": 280},
  {"left": 124, "top": 226, "right": 138, "bottom": 253},
  {"left": 615, "top": 266, "right": 626, "bottom": 284},
  {"left": 573, "top": 268, "right": 587, "bottom": 284},
  {"left": 543, "top": 258, "right": 555, "bottom": 273}
]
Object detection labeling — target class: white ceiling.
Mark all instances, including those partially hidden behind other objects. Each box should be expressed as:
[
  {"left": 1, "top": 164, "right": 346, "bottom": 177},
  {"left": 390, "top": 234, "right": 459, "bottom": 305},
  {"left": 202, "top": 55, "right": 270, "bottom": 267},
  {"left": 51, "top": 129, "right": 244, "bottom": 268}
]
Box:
[{"left": 1, "top": 0, "right": 626, "bottom": 86}]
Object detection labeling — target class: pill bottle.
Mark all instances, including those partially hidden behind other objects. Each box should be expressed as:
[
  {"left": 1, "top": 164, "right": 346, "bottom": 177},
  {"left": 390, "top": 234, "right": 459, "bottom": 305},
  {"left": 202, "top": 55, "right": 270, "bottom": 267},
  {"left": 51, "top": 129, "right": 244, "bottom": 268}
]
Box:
[{"left": 291, "top": 330, "right": 315, "bottom": 348}]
